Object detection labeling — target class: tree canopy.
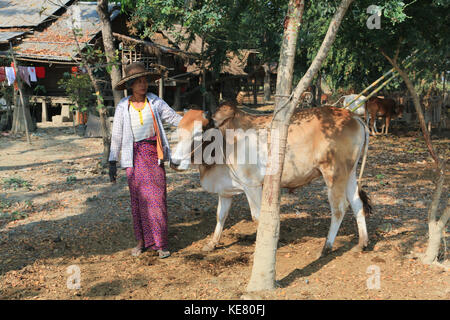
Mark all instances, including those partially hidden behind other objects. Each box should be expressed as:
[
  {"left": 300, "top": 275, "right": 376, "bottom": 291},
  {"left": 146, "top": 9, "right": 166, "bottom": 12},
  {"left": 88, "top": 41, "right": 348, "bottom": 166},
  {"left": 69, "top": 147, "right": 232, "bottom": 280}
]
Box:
[
  {"left": 119, "top": 0, "right": 448, "bottom": 93},
  {"left": 304, "top": 0, "right": 449, "bottom": 92}
]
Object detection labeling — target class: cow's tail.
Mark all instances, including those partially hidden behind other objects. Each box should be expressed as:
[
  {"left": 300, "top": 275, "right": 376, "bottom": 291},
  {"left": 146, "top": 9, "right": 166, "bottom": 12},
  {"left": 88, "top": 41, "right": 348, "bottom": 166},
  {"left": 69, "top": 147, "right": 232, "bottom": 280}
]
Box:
[
  {"left": 357, "top": 117, "right": 369, "bottom": 184},
  {"left": 359, "top": 188, "right": 372, "bottom": 217},
  {"left": 354, "top": 116, "right": 372, "bottom": 217}
]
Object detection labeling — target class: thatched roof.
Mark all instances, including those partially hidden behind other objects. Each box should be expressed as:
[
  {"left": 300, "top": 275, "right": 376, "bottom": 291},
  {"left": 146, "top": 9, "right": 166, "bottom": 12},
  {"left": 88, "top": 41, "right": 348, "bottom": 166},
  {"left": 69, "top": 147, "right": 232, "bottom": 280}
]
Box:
[
  {"left": 160, "top": 24, "right": 204, "bottom": 56},
  {"left": 185, "top": 49, "right": 257, "bottom": 76},
  {"left": 117, "top": 24, "right": 257, "bottom": 77},
  {"left": 160, "top": 25, "right": 258, "bottom": 76}
]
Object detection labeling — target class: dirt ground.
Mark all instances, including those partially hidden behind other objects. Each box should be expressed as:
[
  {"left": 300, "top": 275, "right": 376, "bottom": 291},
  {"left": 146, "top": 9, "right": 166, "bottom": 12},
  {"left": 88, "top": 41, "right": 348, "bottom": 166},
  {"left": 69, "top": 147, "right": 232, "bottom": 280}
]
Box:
[{"left": 0, "top": 118, "right": 449, "bottom": 300}]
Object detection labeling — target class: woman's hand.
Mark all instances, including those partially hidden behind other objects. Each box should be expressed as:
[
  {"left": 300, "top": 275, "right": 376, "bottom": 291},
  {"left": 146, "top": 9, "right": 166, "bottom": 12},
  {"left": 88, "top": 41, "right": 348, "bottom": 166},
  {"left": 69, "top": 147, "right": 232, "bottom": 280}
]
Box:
[{"left": 109, "top": 161, "right": 117, "bottom": 183}]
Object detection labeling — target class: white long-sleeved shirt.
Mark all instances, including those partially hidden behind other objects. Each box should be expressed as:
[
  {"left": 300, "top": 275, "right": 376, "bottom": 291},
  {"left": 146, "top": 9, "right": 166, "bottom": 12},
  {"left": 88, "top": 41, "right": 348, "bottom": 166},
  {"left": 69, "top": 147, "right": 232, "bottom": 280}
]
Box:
[{"left": 109, "top": 93, "right": 182, "bottom": 168}]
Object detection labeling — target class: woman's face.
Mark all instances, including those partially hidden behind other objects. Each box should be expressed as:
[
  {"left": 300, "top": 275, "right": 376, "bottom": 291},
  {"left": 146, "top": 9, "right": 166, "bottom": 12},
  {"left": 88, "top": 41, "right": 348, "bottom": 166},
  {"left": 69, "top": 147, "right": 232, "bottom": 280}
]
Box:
[{"left": 131, "top": 76, "right": 148, "bottom": 96}]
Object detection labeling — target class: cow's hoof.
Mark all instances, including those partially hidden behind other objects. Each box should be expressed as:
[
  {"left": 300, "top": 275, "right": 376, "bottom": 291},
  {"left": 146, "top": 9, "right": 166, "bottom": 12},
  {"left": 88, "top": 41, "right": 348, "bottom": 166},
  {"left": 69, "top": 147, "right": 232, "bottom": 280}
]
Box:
[
  {"left": 351, "top": 243, "right": 368, "bottom": 253},
  {"left": 318, "top": 244, "right": 333, "bottom": 258},
  {"left": 202, "top": 243, "right": 216, "bottom": 252}
]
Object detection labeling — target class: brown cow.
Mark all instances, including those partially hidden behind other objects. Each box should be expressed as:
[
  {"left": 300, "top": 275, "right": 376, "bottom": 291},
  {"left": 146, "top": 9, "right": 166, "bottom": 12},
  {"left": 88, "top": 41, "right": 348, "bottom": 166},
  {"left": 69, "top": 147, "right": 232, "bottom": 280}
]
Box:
[
  {"left": 366, "top": 97, "right": 404, "bottom": 135},
  {"left": 171, "top": 102, "right": 372, "bottom": 256}
]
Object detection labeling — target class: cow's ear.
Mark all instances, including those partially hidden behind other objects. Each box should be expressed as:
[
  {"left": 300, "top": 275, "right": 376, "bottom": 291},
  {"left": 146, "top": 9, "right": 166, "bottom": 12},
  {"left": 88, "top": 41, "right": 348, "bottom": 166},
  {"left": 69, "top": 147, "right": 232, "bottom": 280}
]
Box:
[{"left": 212, "top": 104, "right": 235, "bottom": 127}]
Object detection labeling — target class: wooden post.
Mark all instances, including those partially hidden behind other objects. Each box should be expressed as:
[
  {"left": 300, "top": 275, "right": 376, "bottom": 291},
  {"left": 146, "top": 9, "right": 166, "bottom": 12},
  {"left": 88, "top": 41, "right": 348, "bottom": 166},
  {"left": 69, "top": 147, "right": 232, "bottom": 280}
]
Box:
[
  {"left": 10, "top": 43, "right": 31, "bottom": 144},
  {"left": 263, "top": 63, "right": 271, "bottom": 103},
  {"left": 158, "top": 55, "right": 164, "bottom": 99},
  {"left": 174, "top": 85, "right": 181, "bottom": 110},
  {"left": 41, "top": 100, "right": 48, "bottom": 122},
  {"left": 123, "top": 63, "right": 128, "bottom": 97},
  {"left": 252, "top": 75, "right": 257, "bottom": 105}
]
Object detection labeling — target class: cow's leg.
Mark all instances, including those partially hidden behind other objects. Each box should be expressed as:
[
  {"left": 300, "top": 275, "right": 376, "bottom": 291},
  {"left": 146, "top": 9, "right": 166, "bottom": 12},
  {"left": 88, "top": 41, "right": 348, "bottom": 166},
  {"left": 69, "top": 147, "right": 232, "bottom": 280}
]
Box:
[
  {"left": 202, "top": 195, "right": 233, "bottom": 252},
  {"left": 367, "top": 115, "right": 378, "bottom": 135},
  {"left": 379, "top": 119, "right": 385, "bottom": 134},
  {"left": 244, "top": 186, "right": 262, "bottom": 221},
  {"left": 320, "top": 174, "right": 348, "bottom": 257},
  {"left": 385, "top": 115, "right": 391, "bottom": 134},
  {"left": 346, "top": 173, "right": 369, "bottom": 251},
  {"left": 374, "top": 118, "right": 381, "bottom": 134},
  {"left": 369, "top": 114, "right": 378, "bottom": 135}
]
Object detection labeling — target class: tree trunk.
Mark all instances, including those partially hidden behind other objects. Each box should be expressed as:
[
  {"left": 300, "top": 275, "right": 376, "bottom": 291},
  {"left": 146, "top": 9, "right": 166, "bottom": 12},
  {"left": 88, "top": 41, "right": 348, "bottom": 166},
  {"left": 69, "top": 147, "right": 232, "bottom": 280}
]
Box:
[
  {"left": 423, "top": 216, "right": 448, "bottom": 264},
  {"left": 317, "top": 72, "right": 322, "bottom": 106},
  {"left": 423, "top": 177, "right": 449, "bottom": 264},
  {"left": 72, "top": 29, "right": 111, "bottom": 166},
  {"left": 438, "top": 71, "right": 445, "bottom": 131},
  {"left": 200, "top": 36, "right": 207, "bottom": 111},
  {"left": 247, "top": 0, "right": 305, "bottom": 290},
  {"left": 97, "top": 0, "right": 123, "bottom": 106},
  {"left": 87, "top": 69, "right": 111, "bottom": 164},
  {"left": 247, "top": 0, "right": 355, "bottom": 292},
  {"left": 382, "top": 53, "right": 448, "bottom": 265}
]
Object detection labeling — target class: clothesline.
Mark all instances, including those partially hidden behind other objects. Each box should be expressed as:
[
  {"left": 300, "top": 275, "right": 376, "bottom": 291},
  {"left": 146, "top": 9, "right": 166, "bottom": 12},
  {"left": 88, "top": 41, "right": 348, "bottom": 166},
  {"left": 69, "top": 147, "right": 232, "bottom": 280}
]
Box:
[{"left": 0, "top": 65, "right": 46, "bottom": 87}]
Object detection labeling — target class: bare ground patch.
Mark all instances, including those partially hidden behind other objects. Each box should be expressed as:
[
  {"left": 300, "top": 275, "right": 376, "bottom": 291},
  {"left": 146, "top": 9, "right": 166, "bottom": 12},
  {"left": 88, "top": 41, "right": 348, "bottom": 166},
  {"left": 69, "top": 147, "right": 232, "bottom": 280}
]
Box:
[{"left": 0, "top": 122, "right": 449, "bottom": 300}]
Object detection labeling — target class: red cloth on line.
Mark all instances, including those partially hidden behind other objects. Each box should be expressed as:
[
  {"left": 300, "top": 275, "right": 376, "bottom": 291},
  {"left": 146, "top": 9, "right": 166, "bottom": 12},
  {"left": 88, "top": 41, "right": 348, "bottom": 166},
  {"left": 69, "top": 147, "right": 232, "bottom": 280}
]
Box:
[
  {"left": 10, "top": 62, "right": 16, "bottom": 75},
  {"left": 35, "top": 67, "right": 45, "bottom": 78},
  {"left": 0, "top": 67, "right": 5, "bottom": 82}
]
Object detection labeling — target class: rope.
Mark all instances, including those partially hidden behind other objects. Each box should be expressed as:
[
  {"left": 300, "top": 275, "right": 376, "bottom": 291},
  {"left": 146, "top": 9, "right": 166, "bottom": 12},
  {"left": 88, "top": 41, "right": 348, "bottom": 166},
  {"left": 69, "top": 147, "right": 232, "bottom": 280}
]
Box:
[{"left": 274, "top": 94, "right": 292, "bottom": 98}]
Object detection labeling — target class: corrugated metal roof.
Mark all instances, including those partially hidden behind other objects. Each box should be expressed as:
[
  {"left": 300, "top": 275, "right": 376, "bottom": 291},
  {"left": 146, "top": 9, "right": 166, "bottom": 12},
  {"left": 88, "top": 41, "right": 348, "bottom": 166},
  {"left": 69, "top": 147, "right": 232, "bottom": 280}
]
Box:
[
  {"left": 15, "top": 42, "right": 75, "bottom": 61},
  {"left": 0, "top": 0, "right": 73, "bottom": 28},
  {"left": 0, "top": 31, "right": 25, "bottom": 43},
  {"left": 14, "top": 2, "right": 119, "bottom": 61}
]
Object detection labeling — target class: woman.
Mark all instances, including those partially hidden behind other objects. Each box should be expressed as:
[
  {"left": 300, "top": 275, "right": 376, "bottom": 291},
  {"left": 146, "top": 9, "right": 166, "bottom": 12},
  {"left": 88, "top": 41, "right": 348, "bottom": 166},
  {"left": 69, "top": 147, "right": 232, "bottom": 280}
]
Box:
[{"left": 108, "top": 62, "right": 182, "bottom": 258}]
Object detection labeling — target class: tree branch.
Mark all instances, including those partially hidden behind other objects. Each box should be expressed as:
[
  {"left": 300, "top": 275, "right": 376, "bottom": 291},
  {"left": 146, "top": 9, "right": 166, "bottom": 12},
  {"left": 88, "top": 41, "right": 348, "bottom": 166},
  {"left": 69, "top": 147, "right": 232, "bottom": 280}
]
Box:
[
  {"left": 291, "top": 0, "right": 355, "bottom": 110},
  {"left": 381, "top": 50, "right": 441, "bottom": 167}
]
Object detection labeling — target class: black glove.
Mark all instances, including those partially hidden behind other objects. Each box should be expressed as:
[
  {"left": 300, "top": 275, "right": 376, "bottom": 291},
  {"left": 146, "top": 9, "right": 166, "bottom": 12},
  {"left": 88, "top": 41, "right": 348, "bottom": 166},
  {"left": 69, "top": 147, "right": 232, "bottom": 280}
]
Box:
[{"left": 109, "top": 161, "right": 117, "bottom": 183}]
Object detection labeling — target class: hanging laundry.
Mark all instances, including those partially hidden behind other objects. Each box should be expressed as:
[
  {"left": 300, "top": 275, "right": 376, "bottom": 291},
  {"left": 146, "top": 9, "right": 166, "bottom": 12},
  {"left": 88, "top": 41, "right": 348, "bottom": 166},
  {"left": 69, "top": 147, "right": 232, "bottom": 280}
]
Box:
[
  {"left": 5, "top": 67, "right": 15, "bottom": 86},
  {"left": 35, "top": 67, "right": 45, "bottom": 79},
  {"left": 0, "top": 67, "right": 5, "bottom": 82},
  {"left": 18, "top": 66, "right": 31, "bottom": 86},
  {"left": 28, "top": 67, "right": 37, "bottom": 82}
]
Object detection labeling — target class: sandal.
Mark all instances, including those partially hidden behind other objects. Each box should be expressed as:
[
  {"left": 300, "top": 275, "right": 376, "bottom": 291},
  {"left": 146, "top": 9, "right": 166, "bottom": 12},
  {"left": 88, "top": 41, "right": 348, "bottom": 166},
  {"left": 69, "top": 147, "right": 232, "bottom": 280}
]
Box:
[
  {"left": 157, "top": 249, "right": 171, "bottom": 259},
  {"left": 131, "top": 246, "right": 144, "bottom": 257}
]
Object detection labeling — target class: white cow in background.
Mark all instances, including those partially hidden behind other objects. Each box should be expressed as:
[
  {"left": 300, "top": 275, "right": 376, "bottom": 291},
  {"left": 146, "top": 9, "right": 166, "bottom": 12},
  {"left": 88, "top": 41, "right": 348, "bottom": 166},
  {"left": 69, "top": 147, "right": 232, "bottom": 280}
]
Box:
[
  {"left": 342, "top": 94, "right": 377, "bottom": 132},
  {"left": 342, "top": 94, "right": 367, "bottom": 117}
]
